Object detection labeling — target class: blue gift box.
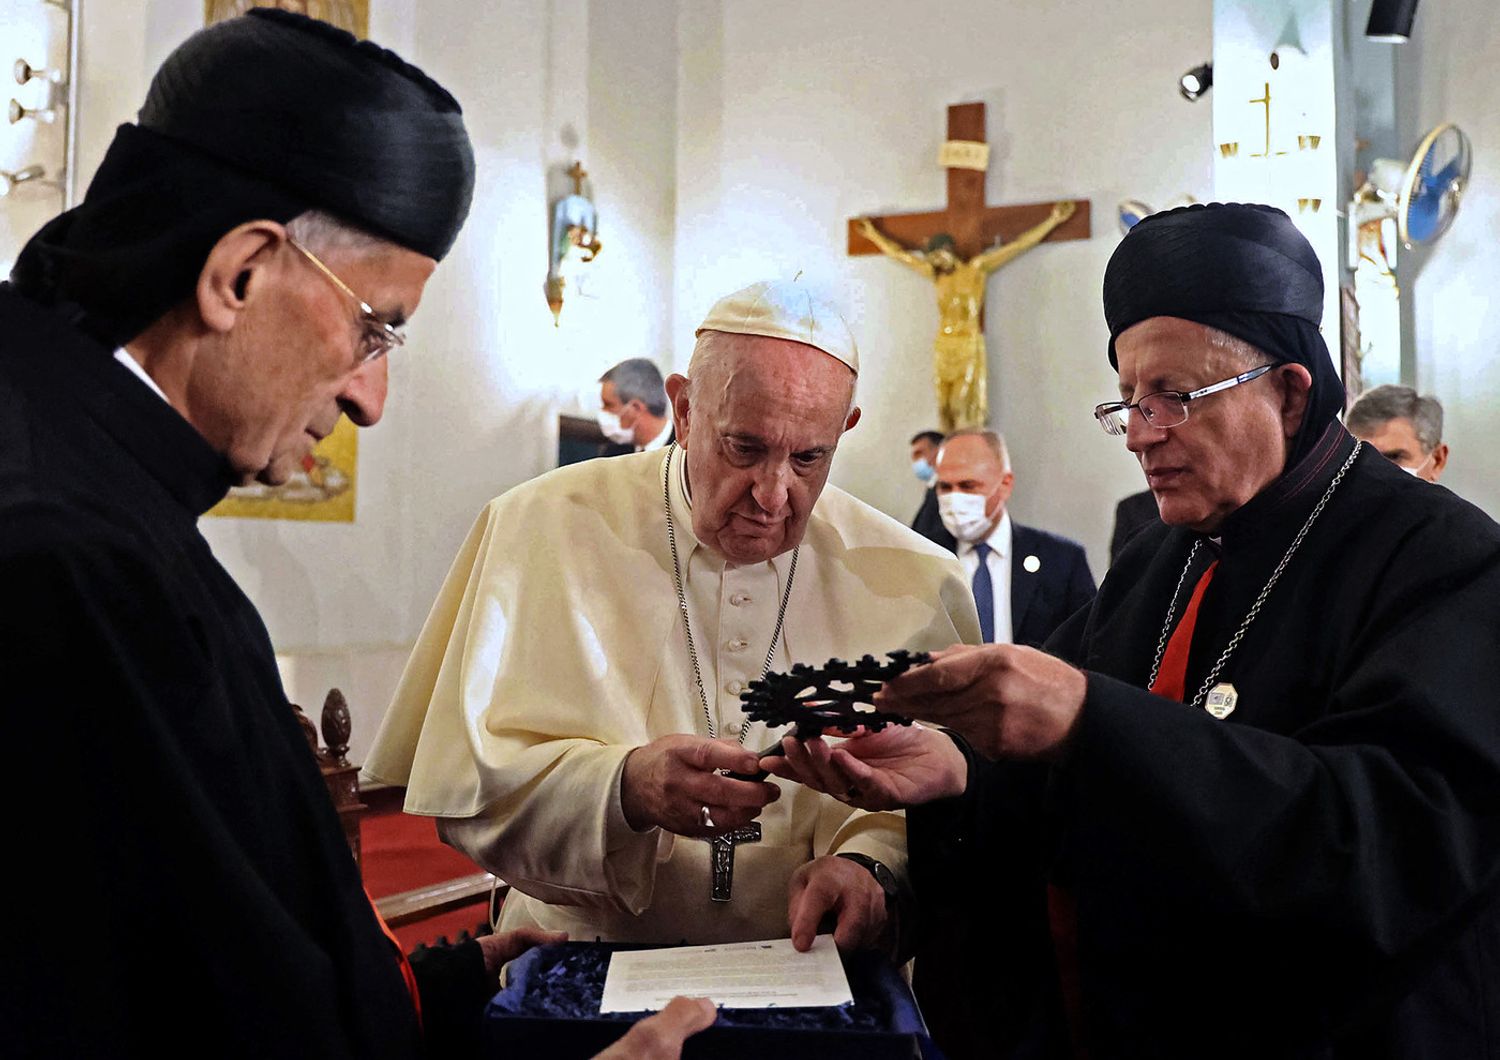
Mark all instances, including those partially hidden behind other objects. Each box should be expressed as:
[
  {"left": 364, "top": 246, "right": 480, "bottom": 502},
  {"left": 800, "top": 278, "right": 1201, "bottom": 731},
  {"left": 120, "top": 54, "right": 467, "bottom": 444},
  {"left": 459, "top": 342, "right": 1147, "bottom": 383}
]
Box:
[{"left": 485, "top": 941, "right": 943, "bottom": 1059}]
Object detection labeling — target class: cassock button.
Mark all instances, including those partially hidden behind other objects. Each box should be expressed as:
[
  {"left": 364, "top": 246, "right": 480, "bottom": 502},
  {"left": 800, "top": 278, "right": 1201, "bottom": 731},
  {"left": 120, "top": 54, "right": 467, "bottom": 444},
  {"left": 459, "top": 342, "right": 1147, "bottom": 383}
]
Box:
[
  {"left": 727, "top": 638, "right": 749, "bottom": 652},
  {"left": 729, "top": 592, "right": 750, "bottom": 606},
  {"left": 726, "top": 680, "right": 744, "bottom": 695},
  {"left": 1023, "top": 555, "right": 1041, "bottom": 573}
]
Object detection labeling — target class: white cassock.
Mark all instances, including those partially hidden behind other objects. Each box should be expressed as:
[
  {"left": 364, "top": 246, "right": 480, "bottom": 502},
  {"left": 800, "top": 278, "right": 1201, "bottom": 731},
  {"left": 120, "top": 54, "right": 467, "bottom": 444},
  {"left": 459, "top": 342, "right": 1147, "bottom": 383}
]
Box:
[{"left": 365, "top": 448, "right": 981, "bottom": 944}]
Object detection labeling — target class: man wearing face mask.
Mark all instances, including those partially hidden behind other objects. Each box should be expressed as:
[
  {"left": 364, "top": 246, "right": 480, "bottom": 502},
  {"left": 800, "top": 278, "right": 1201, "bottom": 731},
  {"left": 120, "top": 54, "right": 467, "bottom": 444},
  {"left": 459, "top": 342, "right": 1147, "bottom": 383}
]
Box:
[
  {"left": 598, "top": 357, "right": 674, "bottom": 456},
  {"left": 908, "top": 429, "right": 946, "bottom": 540},
  {"left": 1346, "top": 384, "right": 1450, "bottom": 483},
  {"left": 924, "top": 428, "right": 1095, "bottom": 647}
]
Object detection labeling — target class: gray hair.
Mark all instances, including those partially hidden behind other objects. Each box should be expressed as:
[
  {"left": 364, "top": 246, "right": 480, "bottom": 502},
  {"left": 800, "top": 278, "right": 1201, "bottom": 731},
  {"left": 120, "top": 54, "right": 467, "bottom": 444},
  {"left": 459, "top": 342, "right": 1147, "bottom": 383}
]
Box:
[
  {"left": 600, "top": 357, "right": 668, "bottom": 417},
  {"left": 1347, "top": 384, "right": 1444, "bottom": 451},
  {"left": 1206, "top": 328, "right": 1269, "bottom": 372},
  {"left": 285, "top": 209, "right": 386, "bottom": 255},
  {"left": 941, "top": 427, "right": 1011, "bottom": 472}
]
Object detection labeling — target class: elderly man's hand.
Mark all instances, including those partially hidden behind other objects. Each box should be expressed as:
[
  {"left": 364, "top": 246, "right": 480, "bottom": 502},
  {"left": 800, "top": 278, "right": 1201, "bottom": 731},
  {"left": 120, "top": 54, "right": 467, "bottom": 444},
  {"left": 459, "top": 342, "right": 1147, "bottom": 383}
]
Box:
[
  {"left": 476, "top": 926, "right": 568, "bottom": 977},
  {"left": 787, "top": 855, "right": 891, "bottom": 953},
  {"left": 874, "top": 644, "right": 1087, "bottom": 761},
  {"left": 621, "top": 735, "right": 780, "bottom": 837},
  {"left": 593, "top": 997, "right": 718, "bottom": 1059},
  {"left": 761, "top": 725, "right": 968, "bottom": 810}
]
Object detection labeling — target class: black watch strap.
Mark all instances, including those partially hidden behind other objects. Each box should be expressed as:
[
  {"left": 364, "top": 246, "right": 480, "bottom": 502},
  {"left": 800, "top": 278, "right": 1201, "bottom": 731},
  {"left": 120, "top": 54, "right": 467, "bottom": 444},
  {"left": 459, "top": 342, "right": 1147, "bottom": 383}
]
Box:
[{"left": 836, "top": 852, "right": 899, "bottom": 910}]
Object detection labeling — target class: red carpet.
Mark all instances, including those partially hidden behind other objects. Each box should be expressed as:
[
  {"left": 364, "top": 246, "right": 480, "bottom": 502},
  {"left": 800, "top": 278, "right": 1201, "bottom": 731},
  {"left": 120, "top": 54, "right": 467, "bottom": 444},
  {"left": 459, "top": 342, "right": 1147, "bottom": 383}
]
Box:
[{"left": 361, "top": 786, "right": 495, "bottom": 951}]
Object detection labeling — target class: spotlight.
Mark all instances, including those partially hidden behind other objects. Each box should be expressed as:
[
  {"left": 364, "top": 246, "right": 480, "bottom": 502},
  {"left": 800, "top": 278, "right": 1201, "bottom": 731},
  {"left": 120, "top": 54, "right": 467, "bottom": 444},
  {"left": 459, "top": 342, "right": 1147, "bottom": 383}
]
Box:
[
  {"left": 1366, "top": 0, "right": 1419, "bottom": 42},
  {"left": 1179, "top": 63, "right": 1212, "bottom": 102}
]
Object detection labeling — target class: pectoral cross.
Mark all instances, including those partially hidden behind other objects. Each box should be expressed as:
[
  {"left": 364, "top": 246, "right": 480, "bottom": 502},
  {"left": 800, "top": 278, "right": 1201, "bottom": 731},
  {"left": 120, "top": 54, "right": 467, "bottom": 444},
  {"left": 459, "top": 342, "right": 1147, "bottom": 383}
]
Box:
[{"left": 707, "top": 823, "right": 761, "bottom": 902}]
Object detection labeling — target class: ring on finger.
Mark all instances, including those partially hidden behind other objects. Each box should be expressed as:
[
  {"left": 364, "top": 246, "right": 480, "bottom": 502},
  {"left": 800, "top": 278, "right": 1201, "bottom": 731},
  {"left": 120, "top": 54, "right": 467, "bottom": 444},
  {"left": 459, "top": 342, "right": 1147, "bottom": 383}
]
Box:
[{"left": 700, "top": 805, "right": 716, "bottom": 829}]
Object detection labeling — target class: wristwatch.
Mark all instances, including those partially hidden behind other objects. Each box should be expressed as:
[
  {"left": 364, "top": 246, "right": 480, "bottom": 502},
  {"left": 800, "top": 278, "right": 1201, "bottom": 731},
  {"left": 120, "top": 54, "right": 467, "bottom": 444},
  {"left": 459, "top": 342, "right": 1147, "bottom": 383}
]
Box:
[{"left": 836, "top": 852, "right": 899, "bottom": 913}]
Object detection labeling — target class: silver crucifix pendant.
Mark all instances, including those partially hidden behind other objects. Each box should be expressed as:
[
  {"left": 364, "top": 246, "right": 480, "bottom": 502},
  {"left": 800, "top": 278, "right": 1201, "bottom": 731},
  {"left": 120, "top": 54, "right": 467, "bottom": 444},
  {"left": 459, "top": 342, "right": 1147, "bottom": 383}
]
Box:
[{"left": 707, "top": 823, "right": 762, "bottom": 902}]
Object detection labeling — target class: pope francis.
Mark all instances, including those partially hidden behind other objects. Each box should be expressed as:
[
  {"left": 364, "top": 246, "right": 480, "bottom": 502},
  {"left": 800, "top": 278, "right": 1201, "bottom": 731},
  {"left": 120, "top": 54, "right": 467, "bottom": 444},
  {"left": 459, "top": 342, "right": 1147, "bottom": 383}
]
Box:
[{"left": 366, "top": 280, "right": 981, "bottom": 952}]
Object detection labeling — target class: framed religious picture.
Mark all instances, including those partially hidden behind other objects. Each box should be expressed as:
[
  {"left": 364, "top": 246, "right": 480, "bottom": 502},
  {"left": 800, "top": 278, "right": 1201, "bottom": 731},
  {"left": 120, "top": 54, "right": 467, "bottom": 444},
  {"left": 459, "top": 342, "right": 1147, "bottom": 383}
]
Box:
[
  {"left": 208, "top": 415, "right": 358, "bottom": 522},
  {"left": 205, "top": 0, "right": 368, "bottom": 37}
]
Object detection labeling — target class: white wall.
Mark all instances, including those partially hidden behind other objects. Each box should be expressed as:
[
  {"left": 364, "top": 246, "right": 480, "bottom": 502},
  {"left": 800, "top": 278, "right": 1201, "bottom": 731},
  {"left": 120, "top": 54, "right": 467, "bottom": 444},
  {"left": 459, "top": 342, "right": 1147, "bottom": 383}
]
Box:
[
  {"left": 672, "top": 0, "right": 1216, "bottom": 576},
  {"left": 1396, "top": 3, "right": 1500, "bottom": 517}
]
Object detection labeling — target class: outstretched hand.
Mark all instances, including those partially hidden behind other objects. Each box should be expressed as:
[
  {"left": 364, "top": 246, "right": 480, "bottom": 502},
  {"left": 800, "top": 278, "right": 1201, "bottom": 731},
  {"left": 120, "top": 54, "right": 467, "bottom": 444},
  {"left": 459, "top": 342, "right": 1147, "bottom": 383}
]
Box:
[
  {"left": 760, "top": 724, "right": 968, "bottom": 810},
  {"left": 593, "top": 996, "right": 718, "bottom": 1059},
  {"left": 874, "top": 644, "right": 1086, "bottom": 760},
  {"left": 621, "top": 734, "right": 780, "bottom": 837}
]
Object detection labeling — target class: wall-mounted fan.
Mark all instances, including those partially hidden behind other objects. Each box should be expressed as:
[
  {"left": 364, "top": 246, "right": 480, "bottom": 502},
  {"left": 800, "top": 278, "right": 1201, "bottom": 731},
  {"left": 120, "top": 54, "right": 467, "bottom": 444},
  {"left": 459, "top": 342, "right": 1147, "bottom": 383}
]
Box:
[{"left": 1353, "top": 123, "right": 1472, "bottom": 249}]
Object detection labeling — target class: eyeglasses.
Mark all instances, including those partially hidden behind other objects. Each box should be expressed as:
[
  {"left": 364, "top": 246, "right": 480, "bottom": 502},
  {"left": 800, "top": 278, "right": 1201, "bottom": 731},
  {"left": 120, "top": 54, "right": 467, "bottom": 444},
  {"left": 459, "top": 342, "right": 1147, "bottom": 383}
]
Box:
[
  {"left": 286, "top": 237, "right": 406, "bottom": 364},
  {"left": 1093, "top": 363, "right": 1275, "bottom": 437}
]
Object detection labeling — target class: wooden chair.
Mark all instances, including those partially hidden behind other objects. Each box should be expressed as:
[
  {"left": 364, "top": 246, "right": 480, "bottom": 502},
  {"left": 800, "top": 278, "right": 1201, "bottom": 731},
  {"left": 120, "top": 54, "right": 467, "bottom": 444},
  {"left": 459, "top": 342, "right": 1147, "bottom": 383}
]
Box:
[{"left": 293, "top": 688, "right": 504, "bottom": 931}]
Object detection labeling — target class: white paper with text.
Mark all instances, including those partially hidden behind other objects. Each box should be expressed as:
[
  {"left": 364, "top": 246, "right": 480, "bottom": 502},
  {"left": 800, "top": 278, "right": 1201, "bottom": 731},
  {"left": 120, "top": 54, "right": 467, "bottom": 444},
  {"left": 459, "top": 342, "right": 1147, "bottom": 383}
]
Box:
[{"left": 598, "top": 935, "right": 853, "bottom": 1013}]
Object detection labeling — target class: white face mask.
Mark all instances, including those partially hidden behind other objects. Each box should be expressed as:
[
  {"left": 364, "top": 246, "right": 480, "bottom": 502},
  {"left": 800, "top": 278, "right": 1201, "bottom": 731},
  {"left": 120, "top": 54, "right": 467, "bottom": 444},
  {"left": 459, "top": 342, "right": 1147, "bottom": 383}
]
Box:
[
  {"left": 1400, "top": 451, "right": 1435, "bottom": 478},
  {"left": 938, "top": 491, "right": 995, "bottom": 542},
  {"left": 595, "top": 408, "right": 635, "bottom": 446},
  {"left": 912, "top": 458, "right": 936, "bottom": 484}
]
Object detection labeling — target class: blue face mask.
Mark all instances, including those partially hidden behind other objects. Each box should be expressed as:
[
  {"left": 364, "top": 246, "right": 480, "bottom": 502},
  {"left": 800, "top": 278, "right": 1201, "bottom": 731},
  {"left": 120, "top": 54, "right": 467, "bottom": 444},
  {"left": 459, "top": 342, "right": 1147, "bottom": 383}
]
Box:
[{"left": 912, "top": 458, "right": 936, "bottom": 484}]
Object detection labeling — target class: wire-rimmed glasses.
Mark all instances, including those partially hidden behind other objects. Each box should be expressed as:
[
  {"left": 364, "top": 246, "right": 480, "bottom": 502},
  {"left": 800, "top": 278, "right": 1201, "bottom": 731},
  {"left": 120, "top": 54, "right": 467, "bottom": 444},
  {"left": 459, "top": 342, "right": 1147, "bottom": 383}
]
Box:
[
  {"left": 1093, "top": 364, "right": 1275, "bottom": 437},
  {"left": 287, "top": 237, "right": 406, "bottom": 364}
]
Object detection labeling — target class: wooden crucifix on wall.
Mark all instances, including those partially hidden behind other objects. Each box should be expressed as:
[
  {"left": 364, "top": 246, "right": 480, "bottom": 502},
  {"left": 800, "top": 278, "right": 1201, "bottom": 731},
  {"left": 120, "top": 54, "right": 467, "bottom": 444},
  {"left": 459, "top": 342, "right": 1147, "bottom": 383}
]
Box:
[{"left": 849, "top": 102, "right": 1090, "bottom": 431}]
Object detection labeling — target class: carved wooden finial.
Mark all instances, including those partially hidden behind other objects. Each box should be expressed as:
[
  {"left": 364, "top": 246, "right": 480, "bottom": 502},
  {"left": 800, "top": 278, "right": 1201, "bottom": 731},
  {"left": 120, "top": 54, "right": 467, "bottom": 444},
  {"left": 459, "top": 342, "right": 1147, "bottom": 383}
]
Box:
[{"left": 321, "top": 688, "right": 351, "bottom": 765}]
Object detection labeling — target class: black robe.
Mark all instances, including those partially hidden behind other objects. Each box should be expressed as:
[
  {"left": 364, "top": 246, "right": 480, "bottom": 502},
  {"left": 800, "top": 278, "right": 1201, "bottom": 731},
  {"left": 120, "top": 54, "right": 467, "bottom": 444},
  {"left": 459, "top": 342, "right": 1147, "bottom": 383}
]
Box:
[
  {"left": 0, "top": 284, "right": 431, "bottom": 1057},
  {"left": 910, "top": 425, "right": 1500, "bottom": 1059}
]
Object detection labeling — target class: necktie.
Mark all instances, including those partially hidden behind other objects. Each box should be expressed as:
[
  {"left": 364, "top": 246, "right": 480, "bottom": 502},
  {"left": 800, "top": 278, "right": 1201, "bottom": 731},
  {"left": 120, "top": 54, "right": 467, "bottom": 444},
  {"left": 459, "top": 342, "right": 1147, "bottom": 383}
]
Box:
[
  {"left": 1150, "top": 559, "right": 1219, "bottom": 702},
  {"left": 972, "top": 542, "right": 995, "bottom": 644}
]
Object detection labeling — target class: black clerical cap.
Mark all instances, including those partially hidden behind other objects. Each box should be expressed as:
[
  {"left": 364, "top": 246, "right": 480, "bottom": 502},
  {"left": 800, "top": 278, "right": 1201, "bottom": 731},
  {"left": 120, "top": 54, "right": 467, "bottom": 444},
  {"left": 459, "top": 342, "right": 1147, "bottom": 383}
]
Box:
[
  {"left": 1101, "top": 202, "right": 1345, "bottom": 461},
  {"left": 10, "top": 9, "right": 474, "bottom": 347},
  {"left": 140, "top": 9, "right": 474, "bottom": 261}
]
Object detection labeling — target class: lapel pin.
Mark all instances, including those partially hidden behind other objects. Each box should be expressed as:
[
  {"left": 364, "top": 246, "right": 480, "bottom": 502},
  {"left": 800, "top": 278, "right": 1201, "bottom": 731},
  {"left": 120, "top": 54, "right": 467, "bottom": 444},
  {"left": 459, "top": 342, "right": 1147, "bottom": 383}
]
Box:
[{"left": 1023, "top": 554, "right": 1041, "bottom": 573}]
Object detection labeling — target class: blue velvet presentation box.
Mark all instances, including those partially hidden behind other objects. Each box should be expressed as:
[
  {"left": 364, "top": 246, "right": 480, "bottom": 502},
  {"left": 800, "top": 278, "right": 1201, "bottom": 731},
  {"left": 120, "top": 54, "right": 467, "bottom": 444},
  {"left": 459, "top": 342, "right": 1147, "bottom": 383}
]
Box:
[{"left": 485, "top": 941, "right": 941, "bottom": 1059}]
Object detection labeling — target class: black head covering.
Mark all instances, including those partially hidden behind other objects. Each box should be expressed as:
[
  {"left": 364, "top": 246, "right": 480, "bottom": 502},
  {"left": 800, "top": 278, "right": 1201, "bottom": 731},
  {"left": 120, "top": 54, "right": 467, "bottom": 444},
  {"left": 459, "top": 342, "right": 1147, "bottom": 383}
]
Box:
[
  {"left": 10, "top": 9, "right": 474, "bottom": 347},
  {"left": 1102, "top": 202, "right": 1345, "bottom": 464}
]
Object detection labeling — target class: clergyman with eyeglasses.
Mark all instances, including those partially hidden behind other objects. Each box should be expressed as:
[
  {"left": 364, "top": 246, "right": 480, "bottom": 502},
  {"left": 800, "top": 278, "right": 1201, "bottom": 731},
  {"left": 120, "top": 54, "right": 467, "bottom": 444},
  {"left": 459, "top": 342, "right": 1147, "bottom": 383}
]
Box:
[
  {"left": 763, "top": 203, "right": 1500, "bottom": 1058},
  {"left": 0, "top": 11, "right": 715, "bottom": 1059}
]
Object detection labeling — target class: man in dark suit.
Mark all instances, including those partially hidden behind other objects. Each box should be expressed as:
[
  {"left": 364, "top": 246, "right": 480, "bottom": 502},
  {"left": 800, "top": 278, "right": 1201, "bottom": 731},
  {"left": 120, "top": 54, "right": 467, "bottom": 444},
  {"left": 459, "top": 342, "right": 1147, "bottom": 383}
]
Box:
[
  {"left": 597, "top": 357, "right": 673, "bottom": 456},
  {"left": 908, "top": 428, "right": 945, "bottom": 540},
  {"left": 917, "top": 428, "right": 1096, "bottom": 648}
]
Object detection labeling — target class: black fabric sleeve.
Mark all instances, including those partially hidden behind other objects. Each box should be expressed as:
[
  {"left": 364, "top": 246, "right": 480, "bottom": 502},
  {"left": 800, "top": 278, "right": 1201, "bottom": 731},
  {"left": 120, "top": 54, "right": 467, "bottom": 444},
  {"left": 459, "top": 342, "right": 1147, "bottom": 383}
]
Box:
[
  {"left": 409, "top": 939, "right": 494, "bottom": 1058},
  {"left": 1064, "top": 547, "right": 1097, "bottom": 616}
]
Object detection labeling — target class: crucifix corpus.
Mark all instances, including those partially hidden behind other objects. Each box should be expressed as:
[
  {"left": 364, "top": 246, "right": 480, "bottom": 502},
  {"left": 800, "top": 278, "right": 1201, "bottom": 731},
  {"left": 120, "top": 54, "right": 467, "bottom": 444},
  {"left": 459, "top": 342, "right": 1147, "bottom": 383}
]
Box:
[
  {"left": 708, "top": 822, "right": 761, "bottom": 902},
  {"left": 849, "top": 102, "right": 1090, "bottom": 431}
]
